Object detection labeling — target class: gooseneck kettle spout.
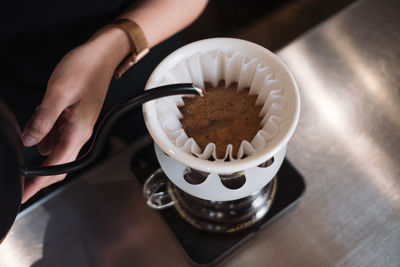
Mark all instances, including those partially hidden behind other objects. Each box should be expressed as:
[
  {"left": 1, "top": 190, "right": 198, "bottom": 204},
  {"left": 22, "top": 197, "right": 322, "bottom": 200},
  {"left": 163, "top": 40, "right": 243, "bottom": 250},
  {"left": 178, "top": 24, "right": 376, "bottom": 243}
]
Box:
[{"left": 19, "top": 83, "right": 202, "bottom": 177}]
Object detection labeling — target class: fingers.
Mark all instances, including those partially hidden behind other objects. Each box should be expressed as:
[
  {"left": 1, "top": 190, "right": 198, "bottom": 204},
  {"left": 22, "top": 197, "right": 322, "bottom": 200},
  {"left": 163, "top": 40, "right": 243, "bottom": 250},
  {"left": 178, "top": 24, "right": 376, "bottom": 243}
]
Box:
[
  {"left": 37, "top": 118, "right": 64, "bottom": 156},
  {"left": 37, "top": 127, "right": 58, "bottom": 156},
  {"left": 22, "top": 174, "right": 68, "bottom": 203},
  {"left": 22, "top": 93, "right": 70, "bottom": 147},
  {"left": 22, "top": 122, "right": 92, "bottom": 203}
]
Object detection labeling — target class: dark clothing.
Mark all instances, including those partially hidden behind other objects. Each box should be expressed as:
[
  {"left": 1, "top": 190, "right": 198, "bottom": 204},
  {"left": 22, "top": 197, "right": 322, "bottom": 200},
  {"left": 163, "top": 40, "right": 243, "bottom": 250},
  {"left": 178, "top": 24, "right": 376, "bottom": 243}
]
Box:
[
  {"left": 0, "top": 0, "right": 181, "bottom": 132},
  {"left": 0, "top": 1, "right": 181, "bottom": 160},
  {"left": 0, "top": 1, "right": 181, "bottom": 207},
  {"left": 1, "top": 0, "right": 133, "bottom": 87}
]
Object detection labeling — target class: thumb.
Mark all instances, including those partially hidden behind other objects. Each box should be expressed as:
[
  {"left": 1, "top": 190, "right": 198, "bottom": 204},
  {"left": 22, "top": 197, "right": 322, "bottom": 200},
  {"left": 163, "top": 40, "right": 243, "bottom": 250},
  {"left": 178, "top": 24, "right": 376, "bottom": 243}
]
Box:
[{"left": 22, "top": 95, "right": 68, "bottom": 147}]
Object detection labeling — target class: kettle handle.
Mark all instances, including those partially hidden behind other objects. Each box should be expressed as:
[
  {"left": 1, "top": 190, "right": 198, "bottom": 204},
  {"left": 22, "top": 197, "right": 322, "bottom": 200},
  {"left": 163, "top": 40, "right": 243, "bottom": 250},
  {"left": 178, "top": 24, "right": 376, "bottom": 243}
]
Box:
[{"left": 20, "top": 83, "right": 202, "bottom": 177}]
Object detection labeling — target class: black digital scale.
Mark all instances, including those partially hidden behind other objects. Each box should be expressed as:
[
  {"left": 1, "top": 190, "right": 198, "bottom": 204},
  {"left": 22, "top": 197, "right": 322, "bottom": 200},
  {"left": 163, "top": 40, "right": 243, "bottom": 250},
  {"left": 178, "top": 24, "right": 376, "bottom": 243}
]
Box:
[{"left": 131, "top": 140, "right": 305, "bottom": 266}]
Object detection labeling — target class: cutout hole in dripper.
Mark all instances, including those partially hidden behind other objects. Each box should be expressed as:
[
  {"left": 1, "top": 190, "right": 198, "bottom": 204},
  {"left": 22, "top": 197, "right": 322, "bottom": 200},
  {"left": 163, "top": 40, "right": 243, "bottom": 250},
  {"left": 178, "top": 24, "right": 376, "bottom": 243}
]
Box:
[
  {"left": 220, "top": 172, "right": 246, "bottom": 190},
  {"left": 258, "top": 157, "right": 274, "bottom": 168},
  {"left": 183, "top": 168, "right": 209, "bottom": 185}
]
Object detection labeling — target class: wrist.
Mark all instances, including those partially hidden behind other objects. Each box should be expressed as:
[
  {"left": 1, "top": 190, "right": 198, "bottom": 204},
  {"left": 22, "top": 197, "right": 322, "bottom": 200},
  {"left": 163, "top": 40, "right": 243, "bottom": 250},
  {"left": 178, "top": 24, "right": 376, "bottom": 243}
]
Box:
[
  {"left": 87, "top": 27, "right": 131, "bottom": 71},
  {"left": 105, "top": 19, "right": 150, "bottom": 78}
]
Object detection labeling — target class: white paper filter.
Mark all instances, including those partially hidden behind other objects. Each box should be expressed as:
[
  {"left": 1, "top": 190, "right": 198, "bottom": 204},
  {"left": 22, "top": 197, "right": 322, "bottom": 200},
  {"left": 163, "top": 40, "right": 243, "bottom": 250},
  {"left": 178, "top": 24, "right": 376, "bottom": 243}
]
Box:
[{"left": 154, "top": 49, "right": 289, "bottom": 161}]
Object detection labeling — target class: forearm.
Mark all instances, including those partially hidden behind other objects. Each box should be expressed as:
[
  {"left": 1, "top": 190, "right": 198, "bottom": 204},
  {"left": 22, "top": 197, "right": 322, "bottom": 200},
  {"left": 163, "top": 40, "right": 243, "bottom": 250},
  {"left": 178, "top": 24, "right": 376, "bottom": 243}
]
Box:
[
  {"left": 87, "top": 0, "right": 208, "bottom": 72},
  {"left": 121, "top": 0, "right": 208, "bottom": 48},
  {"left": 21, "top": 0, "right": 207, "bottom": 202}
]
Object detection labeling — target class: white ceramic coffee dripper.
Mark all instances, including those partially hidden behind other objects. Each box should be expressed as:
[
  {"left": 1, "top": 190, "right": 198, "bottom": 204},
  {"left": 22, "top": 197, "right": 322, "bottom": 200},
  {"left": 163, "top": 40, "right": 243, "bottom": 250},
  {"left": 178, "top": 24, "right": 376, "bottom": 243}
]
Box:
[{"left": 143, "top": 38, "right": 300, "bottom": 202}]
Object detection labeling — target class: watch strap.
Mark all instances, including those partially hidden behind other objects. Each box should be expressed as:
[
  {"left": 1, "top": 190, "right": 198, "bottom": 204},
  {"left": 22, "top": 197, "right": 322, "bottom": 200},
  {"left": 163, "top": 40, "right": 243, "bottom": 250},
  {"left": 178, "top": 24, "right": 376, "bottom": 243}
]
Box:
[{"left": 109, "top": 18, "right": 149, "bottom": 79}]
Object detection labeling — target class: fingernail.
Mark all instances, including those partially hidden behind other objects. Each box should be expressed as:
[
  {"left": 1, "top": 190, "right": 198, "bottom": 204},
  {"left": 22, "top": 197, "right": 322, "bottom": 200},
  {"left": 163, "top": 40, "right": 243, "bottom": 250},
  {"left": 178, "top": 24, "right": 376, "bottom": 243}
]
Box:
[{"left": 22, "top": 134, "right": 37, "bottom": 147}]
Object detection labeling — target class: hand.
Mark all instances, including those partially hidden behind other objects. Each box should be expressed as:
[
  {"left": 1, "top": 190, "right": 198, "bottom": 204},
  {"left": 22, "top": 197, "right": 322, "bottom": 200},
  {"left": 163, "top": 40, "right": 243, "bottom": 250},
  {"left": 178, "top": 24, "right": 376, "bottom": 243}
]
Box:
[
  {"left": 19, "top": 0, "right": 208, "bottom": 203},
  {"left": 21, "top": 28, "right": 130, "bottom": 203}
]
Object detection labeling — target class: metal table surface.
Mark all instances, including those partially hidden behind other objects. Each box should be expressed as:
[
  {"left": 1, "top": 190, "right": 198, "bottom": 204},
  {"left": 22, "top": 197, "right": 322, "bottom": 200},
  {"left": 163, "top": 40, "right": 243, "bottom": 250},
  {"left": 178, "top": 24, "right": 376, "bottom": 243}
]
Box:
[{"left": 1, "top": 0, "right": 400, "bottom": 266}]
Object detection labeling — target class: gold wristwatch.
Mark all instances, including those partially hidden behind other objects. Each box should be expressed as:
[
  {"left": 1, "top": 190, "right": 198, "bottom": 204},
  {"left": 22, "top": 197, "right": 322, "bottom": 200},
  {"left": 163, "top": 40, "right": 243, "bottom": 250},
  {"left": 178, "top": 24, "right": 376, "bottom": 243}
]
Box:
[{"left": 108, "top": 18, "right": 149, "bottom": 79}]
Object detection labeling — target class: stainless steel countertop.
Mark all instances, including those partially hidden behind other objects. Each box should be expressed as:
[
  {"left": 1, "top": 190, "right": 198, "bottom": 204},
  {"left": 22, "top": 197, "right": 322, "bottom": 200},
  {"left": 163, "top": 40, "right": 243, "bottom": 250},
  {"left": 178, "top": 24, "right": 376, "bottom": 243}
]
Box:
[{"left": 1, "top": 0, "right": 400, "bottom": 266}]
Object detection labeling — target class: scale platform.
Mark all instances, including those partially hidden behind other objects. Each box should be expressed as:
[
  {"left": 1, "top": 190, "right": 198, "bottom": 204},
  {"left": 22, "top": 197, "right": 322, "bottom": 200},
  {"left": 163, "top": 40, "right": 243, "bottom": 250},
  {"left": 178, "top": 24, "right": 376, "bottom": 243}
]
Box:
[{"left": 131, "top": 141, "right": 305, "bottom": 266}]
